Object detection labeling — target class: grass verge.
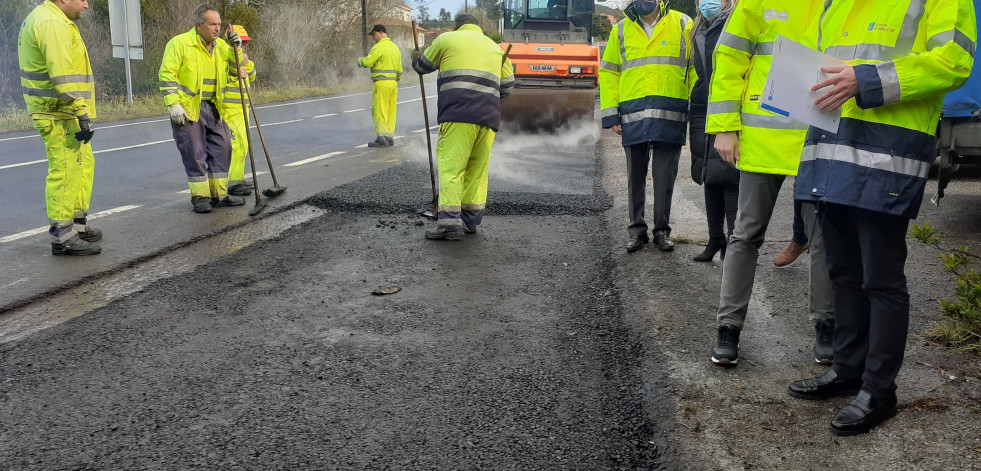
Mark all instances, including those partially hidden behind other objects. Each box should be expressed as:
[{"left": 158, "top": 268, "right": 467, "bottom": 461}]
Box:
[{"left": 0, "top": 82, "right": 370, "bottom": 134}]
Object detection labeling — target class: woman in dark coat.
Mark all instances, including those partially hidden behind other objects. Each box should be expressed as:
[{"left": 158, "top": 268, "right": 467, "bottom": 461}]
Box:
[{"left": 688, "top": 0, "right": 739, "bottom": 262}]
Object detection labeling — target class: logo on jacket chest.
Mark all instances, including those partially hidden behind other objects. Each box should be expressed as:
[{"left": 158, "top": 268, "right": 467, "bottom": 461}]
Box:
[
  {"left": 529, "top": 64, "right": 557, "bottom": 72},
  {"left": 868, "top": 22, "right": 896, "bottom": 33}
]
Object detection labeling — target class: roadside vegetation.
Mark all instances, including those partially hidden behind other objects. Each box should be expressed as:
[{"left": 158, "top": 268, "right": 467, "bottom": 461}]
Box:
[{"left": 911, "top": 221, "right": 981, "bottom": 354}]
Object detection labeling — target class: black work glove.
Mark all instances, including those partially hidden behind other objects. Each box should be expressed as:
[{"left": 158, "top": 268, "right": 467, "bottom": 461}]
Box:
[
  {"left": 411, "top": 50, "right": 423, "bottom": 61},
  {"left": 75, "top": 114, "right": 94, "bottom": 144}
]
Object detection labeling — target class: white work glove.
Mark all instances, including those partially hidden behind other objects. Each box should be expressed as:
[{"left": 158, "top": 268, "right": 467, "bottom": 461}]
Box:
[
  {"left": 169, "top": 104, "right": 189, "bottom": 126},
  {"left": 227, "top": 31, "right": 242, "bottom": 47}
]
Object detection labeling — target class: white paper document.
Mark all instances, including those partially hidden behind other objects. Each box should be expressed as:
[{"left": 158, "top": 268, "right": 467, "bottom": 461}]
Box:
[{"left": 760, "top": 36, "right": 846, "bottom": 133}]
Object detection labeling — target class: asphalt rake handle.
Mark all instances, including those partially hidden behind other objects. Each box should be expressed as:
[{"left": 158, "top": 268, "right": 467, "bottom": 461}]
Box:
[
  {"left": 237, "top": 59, "right": 287, "bottom": 198},
  {"left": 411, "top": 20, "right": 438, "bottom": 218},
  {"left": 231, "top": 40, "right": 266, "bottom": 217}
]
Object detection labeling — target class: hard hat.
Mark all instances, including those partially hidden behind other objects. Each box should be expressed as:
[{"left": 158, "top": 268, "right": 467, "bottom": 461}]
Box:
[{"left": 229, "top": 24, "right": 252, "bottom": 42}]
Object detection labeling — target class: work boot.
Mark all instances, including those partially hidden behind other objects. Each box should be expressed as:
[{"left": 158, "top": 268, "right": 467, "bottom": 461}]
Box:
[
  {"left": 228, "top": 184, "right": 253, "bottom": 197},
  {"left": 52, "top": 237, "right": 101, "bottom": 256},
  {"left": 212, "top": 195, "right": 246, "bottom": 207},
  {"left": 384, "top": 136, "right": 395, "bottom": 147},
  {"left": 626, "top": 234, "right": 648, "bottom": 253},
  {"left": 711, "top": 325, "right": 740, "bottom": 365},
  {"left": 814, "top": 319, "right": 835, "bottom": 364},
  {"left": 774, "top": 241, "right": 808, "bottom": 267},
  {"left": 192, "top": 197, "right": 212, "bottom": 214},
  {"left": 367, "top": 137, "right": 386, "bottom": 147},
  {"left": 78, "top": 227, "right": 103, "bottom": 243},
  {"left": 653, "top": 230, "right": 675, "bottom": 251},
  {"left": 425, "top": 225, "right": 465, "bottom": 240},
  {"left": 464, "top": 225, "right": 478, "bottom": 234}
]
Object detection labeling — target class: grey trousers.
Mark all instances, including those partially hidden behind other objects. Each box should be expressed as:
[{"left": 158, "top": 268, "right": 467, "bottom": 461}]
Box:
[
  {"left": 716, "top": 171, "right": 834, "bottom": 328},
  {"left": 625, "top": 142, "right": 682, "bottom": 237}
]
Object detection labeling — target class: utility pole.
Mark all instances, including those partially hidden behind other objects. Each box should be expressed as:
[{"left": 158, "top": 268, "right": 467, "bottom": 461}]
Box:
[{"left": 361, "top": 0, "right": 368, "bottom": 56}]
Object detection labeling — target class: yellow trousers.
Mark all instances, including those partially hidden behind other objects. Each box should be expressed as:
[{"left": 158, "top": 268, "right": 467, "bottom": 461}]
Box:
[
  {"left": 372, "top": 80, "right": 398, "bottom": 137},
  {"left": 35, "top": 118, "right": 94, "bottom": 242},
  {"left": 225, "top": 108, "right": 249, "bottom": 187},
  {"left": 436, "top": 122, "right": 496, "bottom": 227}
]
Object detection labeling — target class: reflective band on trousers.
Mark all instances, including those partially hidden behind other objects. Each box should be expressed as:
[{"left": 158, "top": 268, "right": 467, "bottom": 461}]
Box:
[
  {"left": 801, "top": 143, "right": 930, "bottom": 178},
  {"left": 707, "top": 100, "right": 740, "bottom": 114},
  {"left": 438, "top": 81, "right": 500, "bottom": 97},
  {"left": 824, "top": 0, "right": 924, "bottom": 61},
  {"left": 622, "top": 108, "right": 688, "bottom": 124},
  {"left": 742, "top": 113, "right": 808, "bottom": 130}
]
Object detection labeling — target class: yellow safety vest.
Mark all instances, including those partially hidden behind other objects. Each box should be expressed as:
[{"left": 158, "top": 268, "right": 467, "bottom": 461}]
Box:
[
  {"left": 599, "top": 5, "right": 694, "bottom": 146},
  {"left": 411, "top": 24, "right": 515, "bottom": 131},
  {"left": 159, "top": 29, "right": 236, "bottom": 122},
  {"left": 222, "top": 54, "right": 257, "bottom": 112},
  {"left": 18, "top": 1, "right": 96, "bottom": 119},
  {"left": 707, "top": 0, "right": 819, "bottom": 175},
  {"left": 358, "top": 37, "right": 402, "bottom": 82},
  {"left": 795, "top": 0, "right": 976, "bottom": 219}
]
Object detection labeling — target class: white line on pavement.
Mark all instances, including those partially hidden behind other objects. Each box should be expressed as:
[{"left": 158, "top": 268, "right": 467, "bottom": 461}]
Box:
[
  {"left": 311, "top": 113, "right": 337, "bottom": 119},
  {"left": 343, "top": 109, "right": 366, "bottom": 113},
  {"left": 0, "top": 159, "right": 46, "bottom": 170},
  {"left": 0, "top": 205, "right": 140, "bottom": 243},
  {"left": 284, "top": 151, "right": 345, "bottom": 167},
  {"left": 252, "top": 92, "right": 372, "bottom": 110},
  {"left": 93, "top": 138, "right": 173, "bottom": 155},
  {"left": 254, "top": 118, "right": 304, "bottom": 128}
]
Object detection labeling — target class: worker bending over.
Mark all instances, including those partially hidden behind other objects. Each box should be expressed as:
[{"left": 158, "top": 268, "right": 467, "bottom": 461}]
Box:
[
  {"left": 599, "top": 1, "right": 694, "bottom": 253},
  {"left": 359, "top": 24, "right": 402, "bottom": 148},
  {"left": 411, "top": 14, "right": 515, "bottom": 240},
  {"left": 789, "top": 0, "right": 975, "bottom": 436},
  {"left": 159, "top": 4, "right": 248, "bottom": 213},
  {"left": 222, "top": 25, "right": 257, "bottom": 197},
  {"left": 706, "top": 0, "right": 833, "bottom": 366},
  {"left": 19, "top": 0, "right": 101, "bottom": 256}
]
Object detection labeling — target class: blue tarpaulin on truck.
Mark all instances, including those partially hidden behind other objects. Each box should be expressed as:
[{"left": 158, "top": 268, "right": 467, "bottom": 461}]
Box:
[{"left": 942, "top": 0, "right": 981, "bottom": 118}]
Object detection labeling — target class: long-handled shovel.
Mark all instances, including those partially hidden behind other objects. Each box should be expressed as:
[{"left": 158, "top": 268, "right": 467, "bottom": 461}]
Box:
[
  {"left": 231, "top": 41, "right": 266, "bottom": 216},
  {"left": 411, "top": 20, "right": 438, "bottom": 220}
]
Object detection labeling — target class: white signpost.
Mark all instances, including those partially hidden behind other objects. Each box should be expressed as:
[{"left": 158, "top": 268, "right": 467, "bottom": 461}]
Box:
[{"left": 109, "top": 0, "right": 143, "bottom": 104}]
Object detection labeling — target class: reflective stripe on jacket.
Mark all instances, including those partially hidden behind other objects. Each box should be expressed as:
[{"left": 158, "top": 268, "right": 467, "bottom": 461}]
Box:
[
  {"left": 359, "top": 38, "right": 403, "bottom": 82},
  {"left": 599, "top": 6, "right": 694, "bottom": 146},
  {"left": 707, "top": 0, "right": 818, "bottom": 175},
  {"left": 412, "top": 24, "right": 515, "bottom": 131},
  {"left": 18, "top": 1, "right": 96, "bottom": 119},
  {"left": 795, "top": 0, "right": 976, "bottom": 219},
  {"left": 159, "top": 29, "right": 236, "bottom": 122},
  {"left": 223, "top": 54, "right": 257, "bottom": 110}
]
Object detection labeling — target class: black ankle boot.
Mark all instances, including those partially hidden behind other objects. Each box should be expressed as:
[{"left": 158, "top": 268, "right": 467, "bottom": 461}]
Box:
[{"left": 693, "top": 237, "right": 726, "bottom": 262}]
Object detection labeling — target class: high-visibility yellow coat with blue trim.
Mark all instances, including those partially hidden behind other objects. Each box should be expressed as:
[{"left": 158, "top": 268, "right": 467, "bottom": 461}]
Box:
[
  {"left": 18, "top": 1, "right": 96, "bottom": 120},
  {"left": 706, "top": 0, "right": 819, "bottom": 175},
  {"left": 412, "top": 24, "right": 515, "bottom": 131},
  {"left": 358, "top": 37, "right": 402, "bottom": 82},
  {"left": 599, "top": 6, "right": 694, "bottom": 146},
  {"left": 159, "top": 29, "right": 238, "bottom": 122},
  {"left": 795, "top": 0, "right": 976, "bottom": 219}
]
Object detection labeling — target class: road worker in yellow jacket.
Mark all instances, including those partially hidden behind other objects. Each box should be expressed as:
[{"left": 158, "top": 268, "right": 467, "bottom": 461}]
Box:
[
  {"left": 599, "top": 1, "right": 694, "bottom": 253},
  {"left": 19, "top": 0, "right": 101, "bottom": 256},
  {"left": 411, "top": 14, "right": 514, "bottom": 240},
  {"left": 359, "top": 24, "right": 402, "bottom": 147},
  {"left": 222, "top": 25, "right": 257, "bottom": 197},
  {"left": 788, "top": 0, "right": 975, "bottom": 436},
  {"left": 159, "top": 5, "right": 247, "bottom": 214},
  {"left": 705, "top": 0, "right": 831, "bottom": 368}
]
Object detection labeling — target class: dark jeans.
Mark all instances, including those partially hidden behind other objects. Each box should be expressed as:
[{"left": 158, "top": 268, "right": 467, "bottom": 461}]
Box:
[
  {"left": 625, "top": 142, "right": 682, "bottom": 236},
  {"left": 792, "top": 199, "right": 808, "bottom": 245},
  {"left": 821, "top": 203, "right": 911, "bottom": 399},
  {"left": 705, "top": 182, "right": 738, "bottom": 241}
]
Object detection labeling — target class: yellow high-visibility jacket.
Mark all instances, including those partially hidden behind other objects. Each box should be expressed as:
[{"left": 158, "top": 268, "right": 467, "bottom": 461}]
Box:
[
  {"left": 411, "top": 24, "right": 515, "bottom": 131},
  {"left": 707, "top": 0, "right": 819, "bottom": 175},
  {"left": 795, "top": 0, "right": 976, "bottom": 219},
  {"left": 599, "top": 4, "right": 694, "bottom": 146},
  {"left": 222, "top": 52, "right": 257, "bottom": 112},
  {"left": 159, "top": 29, "right": 237, "bottom": 122},
  {"left": 359, "top": 37, "right": 402, "bottom": 82},
  {"left": 18, "top": 1, "right": 96, "bottom": 120}
]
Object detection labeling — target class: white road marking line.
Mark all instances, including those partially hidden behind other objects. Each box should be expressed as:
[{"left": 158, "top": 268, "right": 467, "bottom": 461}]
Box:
[
  {"left": 343, "top": 109, "right": 366, "bottom": 113},
  {"left": 412, "top": 126, "right": 439, "bottom": 133},
  {"left": 93, "top": 138, "right": 173, "bottom": 154},
  {"left": 178, "top": 189, "right": 190, "bottom": 194},
  {"left": 0, "top": 205, "right": 140, "bottom": 243},
  {"left": 253, "top": 92, "right": 372, "bottom": 110},
  {"left": 253, "top": 118, "right": 304, "bottom": 128},
  {"left": 284, "top": 151, "right": 345, "bottom": 167},
  {"left": 311, "top": 113, "right": 337, "bottom": 119},
  {"left": 397, "top": 98, "right": 421, "bottom": 104},
  {"left": 355, "top": 143, "right": 368, "bottom": 148},
  {"left": 0, "top": 159, "right": 46, "bottom": 170}
]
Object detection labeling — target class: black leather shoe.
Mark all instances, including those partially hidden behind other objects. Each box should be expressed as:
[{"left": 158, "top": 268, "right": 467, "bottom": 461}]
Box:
[
  {"left": 626, "top": 235, "right": 648, "bottom": 253},
  {"left": 367, "top": 137, "right": 386, "bottom": 147},
  {"left": 78, "top": 227, "right": 102, "bottom": 243},
  {"left": 830, "top": 390, "right": 898, "bottom": 436},
  {"left": 652, "top": 231, "right": 675, "bottom": 251},
  {"left": 788, "top": 370, "right": 862, "bottom": 400}
]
